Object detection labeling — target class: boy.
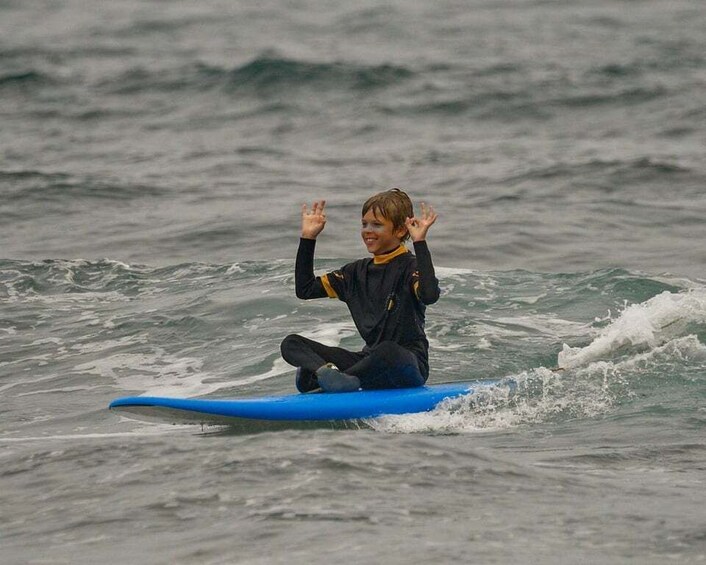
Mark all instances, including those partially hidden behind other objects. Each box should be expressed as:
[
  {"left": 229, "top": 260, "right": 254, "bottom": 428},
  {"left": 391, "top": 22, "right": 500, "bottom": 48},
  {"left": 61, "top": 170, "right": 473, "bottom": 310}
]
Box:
[{"left": 280, "top": 188, "right": 440, "bottom": 393}]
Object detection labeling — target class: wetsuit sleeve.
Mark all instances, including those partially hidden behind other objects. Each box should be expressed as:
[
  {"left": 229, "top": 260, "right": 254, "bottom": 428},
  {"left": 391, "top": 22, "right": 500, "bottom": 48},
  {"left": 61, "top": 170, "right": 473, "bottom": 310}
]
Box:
[
  {"left": 412, "top": 240, "right": 441, "bottom": 305},
  {"left": 294, "top": 238, "right": 328, "bottom": 299},
  {"left": 321, "top": 268, "right": 347, "bottom": 301}
]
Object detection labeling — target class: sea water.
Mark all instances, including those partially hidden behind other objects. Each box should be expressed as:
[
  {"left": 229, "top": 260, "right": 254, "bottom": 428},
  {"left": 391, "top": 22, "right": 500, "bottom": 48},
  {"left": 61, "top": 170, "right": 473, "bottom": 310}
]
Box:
[{"left": 1, "top": 1, "right": 705, "bottom": 563}]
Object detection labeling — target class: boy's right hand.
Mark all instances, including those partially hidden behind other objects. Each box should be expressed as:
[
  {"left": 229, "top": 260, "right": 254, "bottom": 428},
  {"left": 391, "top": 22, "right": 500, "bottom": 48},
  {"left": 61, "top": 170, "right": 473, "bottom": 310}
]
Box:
[{"left": 301, "top": 200, "right": 327, "bottom": 239}]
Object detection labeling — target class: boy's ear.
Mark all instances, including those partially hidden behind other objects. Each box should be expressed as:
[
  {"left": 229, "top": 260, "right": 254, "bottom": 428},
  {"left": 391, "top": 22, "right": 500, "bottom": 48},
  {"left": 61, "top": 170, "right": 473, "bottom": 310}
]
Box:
[{"left": 394, "top": 225, "right": 408, "bottom": 240}]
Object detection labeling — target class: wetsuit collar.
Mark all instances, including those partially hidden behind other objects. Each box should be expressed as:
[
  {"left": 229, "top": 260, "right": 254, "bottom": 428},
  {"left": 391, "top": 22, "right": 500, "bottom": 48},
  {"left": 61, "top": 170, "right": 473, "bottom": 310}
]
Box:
[{"left": 373, "top": 244, "right": 409, "bottom": 265}]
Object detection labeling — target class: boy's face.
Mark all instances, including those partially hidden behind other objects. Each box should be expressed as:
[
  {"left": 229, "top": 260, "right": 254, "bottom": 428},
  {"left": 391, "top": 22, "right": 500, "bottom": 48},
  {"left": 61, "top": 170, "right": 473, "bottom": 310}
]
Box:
[{"left": 361, "top": 209, "right": 407, "bottom": 256}]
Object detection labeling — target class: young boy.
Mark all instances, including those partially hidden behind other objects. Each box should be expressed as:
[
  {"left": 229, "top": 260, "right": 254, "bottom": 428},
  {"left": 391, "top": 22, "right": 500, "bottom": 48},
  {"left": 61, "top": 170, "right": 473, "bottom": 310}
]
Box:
[{"left": 280, "top": 188, "right": 440, "bottom": 393}]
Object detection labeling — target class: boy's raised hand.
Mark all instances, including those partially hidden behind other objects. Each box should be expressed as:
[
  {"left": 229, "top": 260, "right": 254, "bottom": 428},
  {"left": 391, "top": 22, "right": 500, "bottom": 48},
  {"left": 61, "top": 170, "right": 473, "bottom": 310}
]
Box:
[
  {"left": 301, "top": 200, "right": 327, "bottom": 239},
  {"left": 405, "top": 202, "right": 438, "bottom": 242}
]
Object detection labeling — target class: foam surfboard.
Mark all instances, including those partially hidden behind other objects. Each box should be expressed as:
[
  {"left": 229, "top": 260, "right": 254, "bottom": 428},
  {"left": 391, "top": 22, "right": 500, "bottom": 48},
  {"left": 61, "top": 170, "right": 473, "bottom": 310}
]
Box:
[{"left": 109, "top": 379, "right": 504, "bottom": 426}]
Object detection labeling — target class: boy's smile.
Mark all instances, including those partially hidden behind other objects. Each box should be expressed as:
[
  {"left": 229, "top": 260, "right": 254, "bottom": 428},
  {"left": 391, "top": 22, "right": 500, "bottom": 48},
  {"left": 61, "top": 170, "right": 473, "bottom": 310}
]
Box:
[{"left": 361, "top": 209, "right": 407, "bottom": 256}]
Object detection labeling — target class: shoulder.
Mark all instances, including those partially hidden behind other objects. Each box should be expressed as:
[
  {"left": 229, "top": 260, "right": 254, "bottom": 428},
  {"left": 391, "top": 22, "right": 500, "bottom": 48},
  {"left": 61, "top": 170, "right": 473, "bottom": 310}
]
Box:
[
  {"left": 334, "top": 257, "right": 371, "bottom": 279},
  {"left": 400, "top": 250, "right": 418, "bottom": 271}
]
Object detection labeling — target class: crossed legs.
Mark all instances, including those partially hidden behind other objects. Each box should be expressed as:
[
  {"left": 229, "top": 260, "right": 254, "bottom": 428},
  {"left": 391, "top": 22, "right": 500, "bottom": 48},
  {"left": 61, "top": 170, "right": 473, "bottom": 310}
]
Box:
[{"left": 280, "top": 334, "right": 425, "bottom": 391}]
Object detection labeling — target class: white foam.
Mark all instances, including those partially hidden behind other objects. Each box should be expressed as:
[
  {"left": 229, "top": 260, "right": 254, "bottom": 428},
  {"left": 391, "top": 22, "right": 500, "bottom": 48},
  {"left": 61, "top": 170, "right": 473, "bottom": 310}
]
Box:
[
  {"left": 0, "top": 372, "right": 67, "bottom": 394},
  {"left": 368, "top": 377, "right": 526, "bottom": 434},
  {"left": 230, "top": 357, "right": 292, "bottom": 386},
  {"left": 558, "top": 289, "right": 706, "bottom": 369},
  {"left": 17, "top": 384, "right": 109, "bottom": 397},
  {"left": 299, "top": 321, "right": 358, "bottom": 347},
  {"left": 458, "top": 315, "right": 587, "bottom": 341},
  {"left": 74, "top": 349, "right": 219, "bottom": 397},
  {"left": 226, "top": 263, "right": 245, "bottom": 274},
  {"left": 436, "top": 266, "right": 475, "bottom": 277},
  {"left": 477, "top": 337, "right": 492, "bottom": 350},
  {"left": 510, "top": 294, "right": 547, "bottom": 305},
  {"left": 574, "top": 335, "right": 706, "bottom": 376},
  {"left": 0, "top": 427, "right": 191, "bottom": 443},
  {"left": 89, "top": 322, "right": 362, "bottom": 397},
  {"left": 27, "top": 337, "right": 64, "bottom": 346},
  {"left": 493, "top": 315, "right": 589, "bottom": 336},
  {"left": 368, "top": 328, "right": 706, "bottom": 435},
  {"left": 68, "top": 335, "right": 147, "bottom": 354},
  {"left": 368, "top": 366, "right": 608, "bottom": 435}
]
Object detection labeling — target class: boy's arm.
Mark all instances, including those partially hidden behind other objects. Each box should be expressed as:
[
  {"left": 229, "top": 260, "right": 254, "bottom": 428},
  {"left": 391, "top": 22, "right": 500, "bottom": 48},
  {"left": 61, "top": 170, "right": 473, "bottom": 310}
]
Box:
[
  {"left": 295, "top": 238, "right": 328, "bottom": 299},
  {"left": 412, "top": 241, "right": 440, "bottom": 305},
  {"left": 406, "top": 202, "right": 440, "bottom": 305},
  {"left": 295, "top": 201, "right": 329, "bottom": 299}
]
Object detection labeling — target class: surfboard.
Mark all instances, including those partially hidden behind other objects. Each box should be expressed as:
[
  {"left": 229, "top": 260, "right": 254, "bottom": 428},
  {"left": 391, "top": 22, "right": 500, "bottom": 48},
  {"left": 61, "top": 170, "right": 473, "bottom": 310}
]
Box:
[{"left": 109, "top": 379, "right": 504, "bottom": 427}]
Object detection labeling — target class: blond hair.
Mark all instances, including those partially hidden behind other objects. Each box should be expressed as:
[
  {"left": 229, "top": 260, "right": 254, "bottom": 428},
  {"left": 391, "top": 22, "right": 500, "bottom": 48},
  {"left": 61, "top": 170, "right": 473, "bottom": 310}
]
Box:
[{"left": 362, "top": 188, "right": 414, "bottom": 242}]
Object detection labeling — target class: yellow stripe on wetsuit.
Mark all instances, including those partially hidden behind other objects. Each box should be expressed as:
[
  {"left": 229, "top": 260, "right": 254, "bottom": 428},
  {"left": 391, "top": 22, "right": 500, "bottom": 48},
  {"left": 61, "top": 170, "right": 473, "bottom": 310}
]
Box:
[{"left": 320, "top": 274, "right": 338, "bottom": 298}]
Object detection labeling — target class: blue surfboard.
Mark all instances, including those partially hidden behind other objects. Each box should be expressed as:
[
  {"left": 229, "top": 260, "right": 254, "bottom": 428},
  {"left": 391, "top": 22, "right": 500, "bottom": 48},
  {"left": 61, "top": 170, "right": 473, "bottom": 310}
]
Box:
[{"left": 109, "top": 379, "right": 503, "bottom": 427}]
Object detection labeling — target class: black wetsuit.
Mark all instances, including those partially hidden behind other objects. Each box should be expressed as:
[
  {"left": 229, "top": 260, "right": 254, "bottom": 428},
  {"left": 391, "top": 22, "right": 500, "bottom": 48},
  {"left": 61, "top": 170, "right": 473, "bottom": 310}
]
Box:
[{"left": 280, "top": 238, "right": 440, "bottom": 389}]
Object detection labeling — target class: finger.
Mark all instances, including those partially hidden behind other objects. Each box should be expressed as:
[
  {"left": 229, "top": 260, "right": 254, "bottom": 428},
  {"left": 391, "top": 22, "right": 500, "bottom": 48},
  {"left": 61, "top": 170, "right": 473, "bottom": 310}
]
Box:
[
  {"left": 301, "top": 203, "right": 308, "bottom": 216},
  {"left": 314, "top": 200, "right": 326, "bottom": 216},
  {"left": 424, "top": 203, "right": 433, "bottom": 220}
]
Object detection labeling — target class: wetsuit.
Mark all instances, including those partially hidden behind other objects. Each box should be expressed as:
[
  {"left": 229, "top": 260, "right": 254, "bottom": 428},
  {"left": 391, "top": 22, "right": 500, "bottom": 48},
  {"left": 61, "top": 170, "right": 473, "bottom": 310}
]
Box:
[{"left": 280, "top": 238, "right": 440, "bottom": 389}]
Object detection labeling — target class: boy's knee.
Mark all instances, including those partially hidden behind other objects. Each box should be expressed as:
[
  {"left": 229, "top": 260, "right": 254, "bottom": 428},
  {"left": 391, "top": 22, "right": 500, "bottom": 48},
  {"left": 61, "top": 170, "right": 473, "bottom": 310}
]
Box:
[
  {"left": 280, "top": 334, "right": 302, "bottom": 355},
  {"left": 373, "top": 341, "right": 402, "bottom": 358}
]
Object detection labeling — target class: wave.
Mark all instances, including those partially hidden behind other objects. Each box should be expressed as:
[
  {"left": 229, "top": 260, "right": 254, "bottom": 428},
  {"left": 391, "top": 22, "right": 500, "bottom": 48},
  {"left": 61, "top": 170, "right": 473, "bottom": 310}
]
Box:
[
  {"left": 226, "top": 55, "right": 414, "bottom": 91},
  {"left": 376, "top": 51, "right": 685, "bottom": 120},
  {"left": 557, "top": 289, "right": 706, "bottom": 369},
  {"left": 379, "top": 82, "right": 669, "bottom": 120},
  {"left": 0, "top": 170, "right": 169, "bottom": 205},
  {"left": 0, "top": 258, "right": 285, "bottom": 302},
  {"left": 379, "top": 89, "right": 548, "bottom": 120},
  {"left": 2, "top": 260, "right": 703, "bottom": 433},
  {"left": 0, "top": 257, "right": 695, "bottom": 306},
  {"left": 499, "top": 157, "right": 695, "bottom": 188},
  {"left": 589, "top": 48, "right": 705, "bottom": 79},
  {"left": 104, "top": 55, "right": 415, "bottom": 96},
  {"left": 0, "top": 70, "right": 57, "bottom": 90},
  {"left": 551, "top": 85, "right": 668, "bottom": 108},
  {"left": 370, "top": 329, "right": 706, "bottom": 434},
  {"left": 371, "top": 275, "right": 706, "bottom": 434},
  {"left": 2, "top": 54, "right": 687, "bottom": 125}
]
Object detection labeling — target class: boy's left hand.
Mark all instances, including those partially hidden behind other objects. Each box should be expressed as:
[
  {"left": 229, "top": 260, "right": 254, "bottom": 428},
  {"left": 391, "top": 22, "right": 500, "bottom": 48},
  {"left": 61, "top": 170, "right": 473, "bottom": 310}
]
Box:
[{"left": 405, "top": 202, "right": 438, "bottom": 242}]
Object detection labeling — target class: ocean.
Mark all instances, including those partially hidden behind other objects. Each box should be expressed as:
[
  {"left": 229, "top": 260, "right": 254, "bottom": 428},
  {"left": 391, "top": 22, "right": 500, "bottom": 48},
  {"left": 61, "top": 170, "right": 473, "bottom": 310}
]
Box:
[{"left": 1, "top": 0, "right": 705, "bottom": 563}]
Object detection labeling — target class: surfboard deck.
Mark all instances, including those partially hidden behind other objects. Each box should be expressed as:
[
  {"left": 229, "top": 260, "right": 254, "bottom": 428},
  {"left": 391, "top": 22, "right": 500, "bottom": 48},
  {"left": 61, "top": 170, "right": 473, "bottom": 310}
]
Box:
[{"left": 109, "top": 379, "right": 503, "bottom": 426}]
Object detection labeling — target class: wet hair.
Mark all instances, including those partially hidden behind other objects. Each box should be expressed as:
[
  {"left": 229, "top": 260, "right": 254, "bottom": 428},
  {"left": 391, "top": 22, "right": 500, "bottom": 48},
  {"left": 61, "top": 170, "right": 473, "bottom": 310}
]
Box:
[{"left": 362, "top": 188, "right": 414, "bottom": 242}]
